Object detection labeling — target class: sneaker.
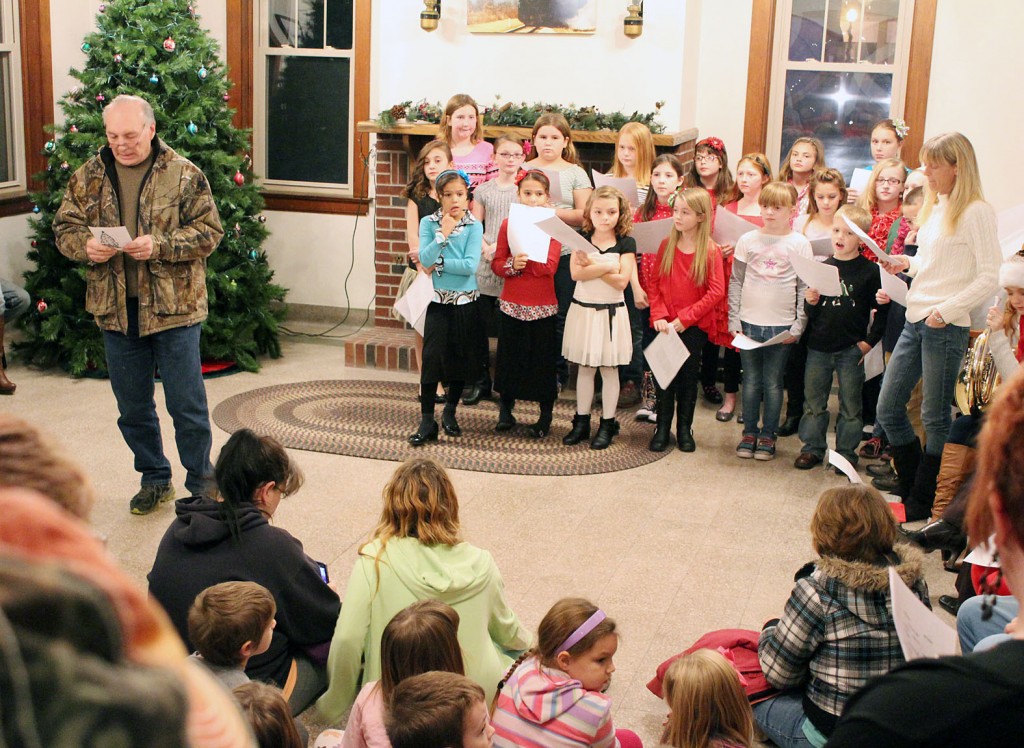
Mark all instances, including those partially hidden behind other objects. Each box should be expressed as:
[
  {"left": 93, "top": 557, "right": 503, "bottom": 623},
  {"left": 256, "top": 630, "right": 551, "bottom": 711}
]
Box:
[
  {"left": 754, "top": 437, "right": 777, "bottom": 461},
  {"left": 635, "top": 405, "right": 654, "bottom": 421},
  {"left": 859, "top": 436, "right": 885, "bottom": 459},
  {"left": 129, "top": 483, "right": 175, "bottom": 515},
  {"left": 735, "top": 435, "right": 756, "bottom": 458}
]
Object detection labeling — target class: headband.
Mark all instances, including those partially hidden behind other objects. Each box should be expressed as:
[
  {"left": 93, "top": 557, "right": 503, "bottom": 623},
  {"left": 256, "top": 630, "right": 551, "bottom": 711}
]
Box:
[
  {"left": 557, "top": 610, "right": 606, "bottom": 654},
  {"left": 1000, "top": 257, "right": 1024, "bottom": 290},
  {"left": 697, "top": 136, "right": 725, "bottom": 156},
  {"left": 435, "top": 169, "right": 471, "bottom": 190}
]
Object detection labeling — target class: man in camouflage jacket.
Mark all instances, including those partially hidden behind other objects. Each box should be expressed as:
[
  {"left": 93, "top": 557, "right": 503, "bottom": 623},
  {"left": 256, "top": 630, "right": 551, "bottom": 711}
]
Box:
[{"left": 54, "top": 95, "right": 224, "bottom": 515}]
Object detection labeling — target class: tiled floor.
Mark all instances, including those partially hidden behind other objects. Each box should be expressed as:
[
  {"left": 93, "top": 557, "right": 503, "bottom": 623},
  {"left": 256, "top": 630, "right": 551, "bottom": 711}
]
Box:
[{"left": 2, "top": 327, "right": 955, "bottom": 745}]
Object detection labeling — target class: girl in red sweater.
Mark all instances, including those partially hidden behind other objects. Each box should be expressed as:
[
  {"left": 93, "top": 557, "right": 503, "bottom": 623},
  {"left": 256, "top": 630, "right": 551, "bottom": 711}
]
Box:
[
  {"left": 647, "top": 187, "right": 726, "bottom": 452},
  {"left": 491, "top": 171, "right": 562, "bottom": 437}
]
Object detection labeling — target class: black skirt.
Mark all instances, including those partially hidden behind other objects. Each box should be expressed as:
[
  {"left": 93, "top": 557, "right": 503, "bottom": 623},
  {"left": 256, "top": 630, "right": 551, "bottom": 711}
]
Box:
[
  {"left": 421, "top": 300, "right": 484, "bottom": 384},
  {"left": 494, "top": 311, "right": 558, "bottom": 403}
]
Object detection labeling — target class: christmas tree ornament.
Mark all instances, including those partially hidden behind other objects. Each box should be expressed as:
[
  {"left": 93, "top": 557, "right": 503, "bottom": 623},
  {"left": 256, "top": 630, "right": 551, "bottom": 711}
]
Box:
[
  {"left": 32, "top": 205, "right": 40, "bottom": 213},
  {"left": 36, "top": 300, "right": 48, "bottom": 313},
  {"left": 233, "top": 170, "right": 245, "bottom": 186},
  {"left": 96, "top": 94, "right": 105, "bottom": 102},
  {"left": 234, "top": 222, "right": 241, "bottom": 235},
  {"left": 163, "top": 37, "right": 176, "bottom": 52},
  {"left": 31, "top": 240, "right": 38, "bottom": 247},
  {"left": 187, "top": 121, "right": 198, "bottom": 135},
  {"left": 60, "top": 161, "right": 69, "bottom": 170},
  {"left": 149, "top": 73, "right": 160, "bottom": 84},
  {"left": 114, "top": 53, "right": 123, "bottom": 63},
  {"left": 70, "top": 125, "right": 78, "bottom": 133},
  {"left": 229, "top": 280, "right": 238, "bottom": 290},
  {"left": 198, "top": 65, "right": 208, "bottom": 79},
  {"left": 222, "top": 93, "right": 230, "bottom": 101},
  {"left": 44, "top": 141, "right": 56, "bottom": 153},
  {"left": 81, "top": 42, "right": 91, "bottom": 52},
  {"left": 98, "top": 3, "right": 105, "bottom": 11},
  {"left": 249, "top": 250, "right": 258, "bottom": 259},
  {"left": 257, "top": 214, "right": 267, "bottom": 223}
]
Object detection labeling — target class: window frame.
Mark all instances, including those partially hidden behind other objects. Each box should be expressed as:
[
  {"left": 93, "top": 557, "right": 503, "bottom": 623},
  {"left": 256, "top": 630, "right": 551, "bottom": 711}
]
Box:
[{"left": 226, "top": 0, "right": 370, "bottom": 215}]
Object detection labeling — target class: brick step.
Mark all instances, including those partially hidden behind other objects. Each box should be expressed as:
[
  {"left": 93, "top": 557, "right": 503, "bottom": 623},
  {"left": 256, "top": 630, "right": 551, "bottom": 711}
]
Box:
[{"left": 344, "top": 327, "right": 419, "bottom": 372}]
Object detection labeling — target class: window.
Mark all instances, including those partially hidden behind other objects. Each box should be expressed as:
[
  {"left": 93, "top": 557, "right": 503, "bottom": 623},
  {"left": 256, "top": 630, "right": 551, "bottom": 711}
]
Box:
[{"left": 0, "top": 0, "right": 25, "bottom": 197}]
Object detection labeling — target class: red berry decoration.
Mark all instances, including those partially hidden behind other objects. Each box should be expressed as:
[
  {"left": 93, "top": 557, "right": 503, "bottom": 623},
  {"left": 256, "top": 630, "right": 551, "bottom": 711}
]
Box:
[
  {"left": 233, "top": 170, "right": 245, "bottom": 186},
  {"left": 163, "top": 37, "right": 176, "bottom": 52},
  {"left": 37, "top": 299, "right": 48, "bottom": 313}
]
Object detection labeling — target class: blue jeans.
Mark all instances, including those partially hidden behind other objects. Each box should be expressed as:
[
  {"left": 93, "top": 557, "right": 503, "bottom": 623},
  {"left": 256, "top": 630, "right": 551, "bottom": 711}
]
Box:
[
  {"left": 1, "top": 277, "right": 30, "bottom": 322},
  {"left": 753, "top": 691, "right": 820, "bottom": 747},
  {"left": 103, "top": 300, "right": 213, "bottom": 495},
  {"left": 740, "top": 323, "right": 793, "bottom": 438},
  {"left": 800, "top": 346, "right": 865, "bottom": 462},
  {"left": 877, "top": 320, "right": 969, "bottom": 456},
  {"left": 957, "top": 595, "right": 1019, "bottom": 653}
]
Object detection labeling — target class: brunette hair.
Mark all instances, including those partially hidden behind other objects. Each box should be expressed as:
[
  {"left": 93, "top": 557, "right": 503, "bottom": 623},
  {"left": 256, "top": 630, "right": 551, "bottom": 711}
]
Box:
[
  {"left": 685, "top": 137, "right": 735, "bottom": 203},
  {"left": 518, "top": 168, "right": 550, "bottom": 195},
  {"left": 805, "top": 168, "right": 848, "bottom": 223},
  {"left": 0, "top": 414, "right": 94, "bottom": 519},
  {"left": 403, "top": 139, "right": 453, "bottom": 202},
  {"left": 873, "top": 118, "right": 907, "bottom": 143},
  {"left": 371, "top": 457, "right": 462, "bottom": 551},
  {"left": 811, "top": 485, "right": 897, "bottom": 564},
  {"left": 858, "top": 158, "right": 907, "bottom": 211},
  {"left": 660, "top": 187, "right": 714, "bottom": 287},
  {"left": 440, "top": 94, "right": 483, "bottom": 145},
  {"left": 214, "top": 429, "right": 303, "bottom": 535},
  {"left": 612, "top": 122, "right": 656, "bottom": 187},
  {"left": 917, "top": 132, "right": 986, "bottom": 234},
  {"left": 379, "top": 600, "right": 465, "bottom": 705},
  {"left": 637, "top": 154, "right": 684, "bottom": 222},
  {"left": 582, "top": 185, "right": 633, "bottom": 237},
  {"left": 835, "top": 204, "right": 871, "bottom": 235},
  {"left": 660, "top": 650, "right": 756, "bottom": 748},
  {"left": 758, "top": 181, "right": 798, "bottom": 209},
  {"left": 534, "top": 597, "right": 617, "bottom": 667},
  {"left": 386, "top": 672, "right": 487, "bottom": 748},
  {"left": 233, "top": 682, "right": 304, "bottom": 748},
  {"left": 188, "top": 581, "right": 276, "bottom": 667},
  {"left": 528, "top": 112, "right": 580, "bottom": 166},
  {"left": 779, "top": 136, "right": 826, "bottom": 181},
  {"left": 435, "top": 170, "right": 473, "bottom": 202}
]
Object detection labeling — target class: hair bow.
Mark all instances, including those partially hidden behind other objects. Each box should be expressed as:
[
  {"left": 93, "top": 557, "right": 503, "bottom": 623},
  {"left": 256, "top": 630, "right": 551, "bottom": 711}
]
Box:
[
  {"left": 435, "top": 169, "right": 472, "bottom": 190},
  {"left": 891, "top": 118, "right": 910, "bottom": 140},
  {"left": 522, "top": 139, "right": 533, "bottom": 157},
  {"left": 697, "top": 136, "right": 726, "bottom": 155},
  {"left": 513, "top": 170, "right": 528, "bottom": 186}
]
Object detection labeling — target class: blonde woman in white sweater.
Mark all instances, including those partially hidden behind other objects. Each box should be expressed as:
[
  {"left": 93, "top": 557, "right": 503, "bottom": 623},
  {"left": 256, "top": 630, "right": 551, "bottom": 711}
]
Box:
[{"left": 875, "top": 132, "right": 1000, "bottom": 522}]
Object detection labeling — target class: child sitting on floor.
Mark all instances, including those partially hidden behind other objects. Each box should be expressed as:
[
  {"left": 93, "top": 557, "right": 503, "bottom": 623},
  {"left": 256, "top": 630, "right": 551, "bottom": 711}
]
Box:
[{"left": 386, "top": 671, "right": 495, "bottom": 748}]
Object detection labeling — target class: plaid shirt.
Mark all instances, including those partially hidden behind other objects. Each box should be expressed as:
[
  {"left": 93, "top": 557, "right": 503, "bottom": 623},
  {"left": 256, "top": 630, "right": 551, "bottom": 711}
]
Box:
[{"left": 758, "top": 545, "right": 929, "bottom": 721}]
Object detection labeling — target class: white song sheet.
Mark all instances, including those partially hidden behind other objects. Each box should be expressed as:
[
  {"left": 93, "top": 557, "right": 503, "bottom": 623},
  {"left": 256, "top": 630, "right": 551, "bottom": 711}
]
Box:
[
  {"left": 631, "top": 219, "right": 673, "bottom": 254},
  {"left": 843, "top": 214, "right": 893, "bottom": 263},
  {"left": 827, "top": 449, "right": 863, "bottom": 484},
  {"left": 645, "top": 328, "right": 690, "bottom": 389},
  {"left": 393, "top": 271, "right": 433, "bottom": 335},
  {"left": 592, "top": 171, "right": 640, "bottom": 207},
  {"left": 507, "top": 204, "right": 556, "bottom": 263},
  {"left": 878, "top": 264, "right": 909, "bottom": 307},
  {"left": 863, "top": 341, "right": 885, "bottom": 381},
  {"left": 788, "top": 249, "right": 841, "bottom": 296},
  {"left": 889, "top": 567, "right": 957, "bottom": 661},
  {"left": 731, "top": 330, "right": 793, "bottom": 350},
  {"left": 712, "top": 206, "right": 758, "bottom": 247},
  {"left": 534, "top": 216, "right": 599, "bottom": 255},
  {"left": 89, "top": 226, "right": 133, "bottom": 249}
]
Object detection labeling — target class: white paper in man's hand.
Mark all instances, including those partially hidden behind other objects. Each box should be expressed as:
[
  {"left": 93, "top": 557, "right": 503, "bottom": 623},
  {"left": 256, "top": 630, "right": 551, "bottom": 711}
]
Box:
[
  {"left": 843, "top": 214, "right": 893, "bottom": 263},
  {"left": 863, "top": 341, "right": 885, "bottom": 381},
  {"left": 810, "top": 237, "right": 834, "bottom": 258},
  {"left": 507, "top": 204, "right": 556, "bottom": 263},
  {"left": 712, "top": 207, "right": 757, "bottom": 247},
  {"left": 538, "top": 169, "right": 563, "bottom": 204},
  {"left": 889, "top": 566, "right": 957, "bottom": 661},
  {"left": 789, "top": 249, "right": 841, "bottom": 296},
  {"left": 534, "top": 216, "right": 599, "bottom": 255},
  {"left": 645, "top": 328, "right": 690, "bottom": 389},
  {"left": 878, "top": 264, "right": 909, "bottom": 307},
  {"left": 827, "top": 449, "right": 863, "bottom": 483},
  {"left": 731, "top": 330, "right": 793, "bottom": 350},
  {"left": 631, "top": 219, "right": 673, "bottom": 254},
  {"left": 394, "top": 271, "right": 433, "bottom": 335},
  {"left": 850, "top": 168, "right": 872, "bottom": 195},
  {"left": 89, "top": 226, "right": 133, "bottom": 249},
  {"left": 592, "top": 171, "right": 640, "bottom": 207}
]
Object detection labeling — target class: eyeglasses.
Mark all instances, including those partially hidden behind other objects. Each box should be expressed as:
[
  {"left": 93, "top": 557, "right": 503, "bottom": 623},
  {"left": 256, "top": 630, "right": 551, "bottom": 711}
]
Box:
[
  {"left": 694, "top": 154, "right": 719, "bottom": 164},
  {"left": 495, "top": 152, "right": 525, "bottom": 159},
  {"left": 876, "top": 178, "right": 904, "bottom": 186}
]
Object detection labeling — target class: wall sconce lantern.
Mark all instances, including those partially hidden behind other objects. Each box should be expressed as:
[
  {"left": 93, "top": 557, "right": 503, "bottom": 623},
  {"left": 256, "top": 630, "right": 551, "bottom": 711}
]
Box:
[
  {"left": 421, "top": 0, "right": 440, "bottom": 32},
  {"left": 624, "top": 2, "right": 643, "bottom": 38}
]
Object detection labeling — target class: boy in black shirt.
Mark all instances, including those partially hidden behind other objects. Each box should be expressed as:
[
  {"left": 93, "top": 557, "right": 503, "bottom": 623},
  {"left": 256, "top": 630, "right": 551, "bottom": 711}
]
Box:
[{"left": 795, "top": 205, "right": 889, "bottom": 469}]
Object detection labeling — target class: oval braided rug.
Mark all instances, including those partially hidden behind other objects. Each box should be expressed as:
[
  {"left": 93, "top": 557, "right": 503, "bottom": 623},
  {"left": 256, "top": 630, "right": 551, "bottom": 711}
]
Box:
[{"left": 212, "top": 380, "right": 669, "bottom": 476}]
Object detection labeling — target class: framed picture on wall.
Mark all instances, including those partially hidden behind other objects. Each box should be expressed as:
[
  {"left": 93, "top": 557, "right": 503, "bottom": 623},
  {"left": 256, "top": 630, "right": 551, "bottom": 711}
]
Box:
[{"left": 468, "top": 0, "right": 596, "bottom": 34}]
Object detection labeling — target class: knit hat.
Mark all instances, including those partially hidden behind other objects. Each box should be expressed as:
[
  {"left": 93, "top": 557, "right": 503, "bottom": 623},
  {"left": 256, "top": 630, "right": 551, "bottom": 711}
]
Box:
[{"left": 999, "top": 249, "right": 1024, "bottom": 290}]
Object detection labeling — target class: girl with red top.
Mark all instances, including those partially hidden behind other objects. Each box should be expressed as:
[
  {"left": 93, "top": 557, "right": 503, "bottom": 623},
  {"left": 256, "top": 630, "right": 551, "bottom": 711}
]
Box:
[
  {"left": 491, "top": 171, "right": 562, "bottom": 438},
  {"left": 857, "top": 157, "right": 910, "bottom": 262},
  {"left": 685, "top": 136, "right": 735, "bottom": 207},
  {"left": 647, "top": 187, "right": 726, "bottom": 452}
]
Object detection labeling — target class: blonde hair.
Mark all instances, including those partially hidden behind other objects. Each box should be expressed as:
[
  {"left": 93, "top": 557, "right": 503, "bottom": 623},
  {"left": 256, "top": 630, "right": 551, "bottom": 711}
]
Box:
[
  {"left": 534, "top": 598, "right": 617, "bottom": 666},
  {"left": 835, "top": 204, "right": 872, "bottom": 235},
  {"left": 917, "top": 132, "right": 986, "bottom": 234},
  {"left": 528, "top": 112, "right": 580, "bottom": 166},
  {"left": 582, "top": 185, "right": 633, "bottom": 237},
  {"left": 612, "top": 122, "right": 655, "bottom": 187},
  {"left": 660, "top": 187, "right": 713, "bottom": 287},
  {"left": 758, "top": 181, "right": 798, "bottom": 209},
  {"left": 372, "top": 457, "right": 462, "bottom": 549},
  {"left": 858, "top": 158, "right": 906, "bottom": 211},
  {"left": 779, "top": 136, "right": 825, "bottom": 181},
  {"left": 805, "top": 168, "right": 848, "bottom": 224},
  {"left": 811, "top": 485, "right": 897, "bottom": 564},
  {"left": 440, "top": 94, "right": 483, "bottom": 145},
  {"left": 661, "top": 650, "right": 756, "bottom": 748}
]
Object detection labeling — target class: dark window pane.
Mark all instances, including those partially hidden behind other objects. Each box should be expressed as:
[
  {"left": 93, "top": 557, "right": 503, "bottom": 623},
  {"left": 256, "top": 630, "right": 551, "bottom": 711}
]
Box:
[
  {"left": 267, "top": 56, "right": 350, "bottom": 185},
  {"left": 780, "top": 70, "right": 892, "bottom": 182},
  {"left": 297, "top": 0, "right": 325, "bottom": 49},
  {"left": 326, "top": 0, "right": 353, "bottom": 49},
  {"left": 0, "top": 56, "right": 11, "bottom": 183},
  {"left": 789, "top": 0, "right": 826, "bottom": 62},
  {"left": 268, "top": 0, "right": 295, "bottom": 47}
]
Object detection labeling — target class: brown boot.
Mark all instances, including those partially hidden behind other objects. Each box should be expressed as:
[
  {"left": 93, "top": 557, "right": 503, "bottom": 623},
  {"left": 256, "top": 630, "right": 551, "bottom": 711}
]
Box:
[
  {"left": 929, "top": 443, "right": 975, "bottom": 521},
  {"left": 0, "top": 318, "right": 14, "bottom": 395}
]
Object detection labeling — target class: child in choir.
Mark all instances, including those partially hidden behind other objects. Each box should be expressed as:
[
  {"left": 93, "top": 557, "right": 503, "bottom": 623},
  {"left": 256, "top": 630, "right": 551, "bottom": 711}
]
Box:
[
  {"left": 633, "top": 154, "right": 686, "bottom": 421},
  {"left": 611, "top": 121, "right": 656, "bottom": 204},
  {"left": 408, "top": 170, "right": 484, "bottom": 446},
  {"left": 779, "top": 137, "right": 826, "bottom": 215},
  {"left": 723, "top": 153, "right": 773, "bottom": 226},
  {"left": 848, "top": 117, "right": 908, "bottom": 203},
  {"left": 341, "top": 600, "right": 465, "bottom": 748},
  {"left": 794, "top": 205, "right": 889, "bottom": 470},
  {"left": 685, "top": 136, "right": 736, "bottom": 207},
  {"left": 386, "top": 672, "right": 495, "bottom": 748},
  {"left": 857, "top": 158, "right": 910, "bottom": 261},
  {"left": 464, "top": 135, "right": 529, "bottom": 407},
  {"left": 794, "top": 168, "right": 847, "bottom": 241},
  {"left": 441, "top": 93, "right": 495, "bottom": 188},
  {"left": 491, "top": 170, "right": 562, "bottom": 437},
  {"left": 659, "top": 650, "right": 758, "bottom": 748},
  {"left": 647, "top": 187, "right": 725, "bottom": 453},
  {"left": 234, "top": 682, "right": 305, "bottom": 748},
  {"left": 729, "top": 182, "right": 812, "bottom": 460},
  {"left": 561, "top": 186, "right": 637, "bottom": 450},
  {"left": 491, "top": 598, "right": 642, "bottom": 748}
]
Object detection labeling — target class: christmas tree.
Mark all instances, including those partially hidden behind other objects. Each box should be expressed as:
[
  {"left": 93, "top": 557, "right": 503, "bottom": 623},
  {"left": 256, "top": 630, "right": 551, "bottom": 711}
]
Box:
[{"left": 18, "top": 0, "right": 286, "bottom": 375}]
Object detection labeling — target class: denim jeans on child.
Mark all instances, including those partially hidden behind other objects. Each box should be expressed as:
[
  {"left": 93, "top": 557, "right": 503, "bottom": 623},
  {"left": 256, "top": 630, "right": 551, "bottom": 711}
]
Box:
[
  {"left": 1, "top": 278, "right": 30, "bottom": 322},
  {"left": 877, "top": 319, "right": 970, "bottom": 456},
  {"left": 799, "top": 345, "right": 865, "bottom": 462},
  {"left": 103, "top": 299, "right": 213, "bottom": 496},
  {"left": 753, "top": 691, "right": 823, "bottom": 747},
  {"left": 740, "top": 322, "right": 793, "bottom": 439}
]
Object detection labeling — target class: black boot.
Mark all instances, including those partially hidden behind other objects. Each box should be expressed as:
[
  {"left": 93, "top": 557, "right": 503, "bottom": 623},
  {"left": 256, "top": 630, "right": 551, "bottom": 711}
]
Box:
[
  {"left": 462, "top": 377, "right": 492, "bottom": 406},
  {"left": 590, "top": 417, "right": 620, "bottom": 450},
  {"left": 441, "top": 402, "right": 462, "bottom": 436},
  {"left": 904, "top": 451, "right": 942, "bottom": 521},
  {"left": 528, "top": 401, "right": 554, "bottom": 438},
  {"left": 563, "top": 414, "right": 591, "bottom": 445},
  {"left": 648, "top": 389, "right": 674, "bottom": 452},
  {"left": 495, "top": 397, "right": 516, "bottom": 432},
  {"left": 878, "top": 438, "right": 921, "bottom": 500},
  {"left": 904, "top": 519, "right": 967, "bottom": 558},
  {"left": 676, "top": 384, "right": 698, "bottom": 452},
  {"left": 777, "top": 414, "right": 801, "bottom": 437},
  {"left": 409, "top": 395, "right": 439, "bottom": 446}
]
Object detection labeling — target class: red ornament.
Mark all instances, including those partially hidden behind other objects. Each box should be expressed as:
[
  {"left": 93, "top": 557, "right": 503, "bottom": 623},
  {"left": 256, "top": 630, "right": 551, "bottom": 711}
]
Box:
[
  {"left": 70, "top": 125, "right": 78, "bottom": 133},
  {"left": 223, "top": 93, "right": 230, "bottom": 101},
  {"left": 36, "top": 299, "right": 47, "bottom": 313},
  {"left": 96, "top": 94, "right": 105, "bottom": 102},
  {"left": 31, "top": 240, "right": 38, "bottom": 247},
  {"left": 233, "top": 170, "right": 245, "bottom": 186},
  {"left": 163, "top": 37, "right": 176, "bottom": 52},
  {"left": 114, "top": 53, "right": 123, "bottom": 63}
]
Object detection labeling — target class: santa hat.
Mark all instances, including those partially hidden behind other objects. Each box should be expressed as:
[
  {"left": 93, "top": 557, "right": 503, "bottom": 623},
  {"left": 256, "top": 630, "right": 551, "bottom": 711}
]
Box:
[{"left": 1000, "top": 250, "right": 1024, "bottom": 290}]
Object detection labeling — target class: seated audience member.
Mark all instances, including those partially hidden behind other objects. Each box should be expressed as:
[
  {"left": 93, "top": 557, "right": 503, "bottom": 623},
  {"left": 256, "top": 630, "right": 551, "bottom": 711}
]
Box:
[
  {"left": 957, "top": 594, "right": 1020, "bottom": 653},
  {"left": 317, "top": 457, "right": 529, "bottom": 722},
  {"left": 826, "top": 368, "right": 1024, "bottom": 747},
  {"left": 148, "top": 428, "right": 340, "bottom": 714},
  {"left": 188, "top": 581, "right": 277, "bottom": 690},
  {"left": 234, "top": 681, "right": 305, "bottom": 748},
  {"left": 385, "top": 671, "right": 494, "bottom": 748},
  {"left": 755, "top": 485, "right": 928, "bottom": 747}
]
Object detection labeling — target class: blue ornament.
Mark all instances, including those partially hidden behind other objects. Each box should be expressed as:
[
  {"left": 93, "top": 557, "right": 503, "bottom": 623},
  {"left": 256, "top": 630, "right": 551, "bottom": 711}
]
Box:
[
  {"left": 81, "top": 42, "right": 91, "bottom": 53},
  {"left": 187, "top": 121, "right": 198, "bottom": 135},
  {"left": 149, "top": 73, "right": 159, "bottom": 84},
  {"left": 32, "top": 205, "right": 40, "bottom": 213},
  {"left": 198, "top": 66, "right": 208, "bottom": 80},
  {"left": 249, "top": 250, "right": 258, "bottom": 260},
  {"left": 44, "top": 140, "right": 56, "bottom": 153}
]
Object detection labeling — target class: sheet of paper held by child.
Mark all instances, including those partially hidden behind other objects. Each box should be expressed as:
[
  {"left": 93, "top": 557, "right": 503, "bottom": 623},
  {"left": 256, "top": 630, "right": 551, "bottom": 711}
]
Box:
[
  {"left": 888, "top": 566, "right": 957, "bottom": 661},
  {"left": 88, "top": 226, "right": 133, "bottom": 249},
  {"left": 591, "top": 171, "right": 640, "bottom": 208},
  {"left": 630, "top": 218, "right": 673, "bottom": 254},
  {"left": 712, "top": 206, "right": 757, "bottom": 247},
  {"left": 827, "top": 450, "right": 863, "bottom": 484},
  {"left": 788, "top": 249, "right": 842, "bottom": 297},
  {"left": 644, "top": 327, "right": 690, "bottom": 389},
  {"left": 810, "top": 236, "right": 834, "bottom": 258},
  {"left": 394, "top": 270, "right": 433, "bottom": 335},
  {"left": 849, "top": 167, "right": 872, "bottom": 195},
  {"left": 842, "top": 214, "right": 894, "bottom": 263},
  {"left": 507, "top": 203, "right": 556, "bottom": 263},
  {"left": 533, "top": 216, "right": 599, "bottom": 255},
  {"left": 730, "top": 330, "right": 793, "bottom": 350},
  {"left": 878, "top": 264, "right": 909, "bottom": 307},
  {"left": 863, "top": 341, "right": 885, "bottom": 381}
]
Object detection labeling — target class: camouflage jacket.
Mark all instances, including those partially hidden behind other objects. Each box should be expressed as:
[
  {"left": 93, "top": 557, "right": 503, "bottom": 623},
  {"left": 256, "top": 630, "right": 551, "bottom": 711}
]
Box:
[{"left": 53, "top": 137, "right": 224, "bottom": 336}]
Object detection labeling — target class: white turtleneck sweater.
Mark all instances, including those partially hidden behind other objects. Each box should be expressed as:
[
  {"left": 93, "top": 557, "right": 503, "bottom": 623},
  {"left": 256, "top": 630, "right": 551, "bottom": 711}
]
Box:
[{"left": 904, "top": 196, "right": 1001, "bottom": 327}]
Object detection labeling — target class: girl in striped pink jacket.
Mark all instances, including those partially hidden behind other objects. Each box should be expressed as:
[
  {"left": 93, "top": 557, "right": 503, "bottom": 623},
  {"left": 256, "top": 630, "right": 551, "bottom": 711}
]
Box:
[{"left": 491, "top": 598, "right": 642, "bottom": 748}]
